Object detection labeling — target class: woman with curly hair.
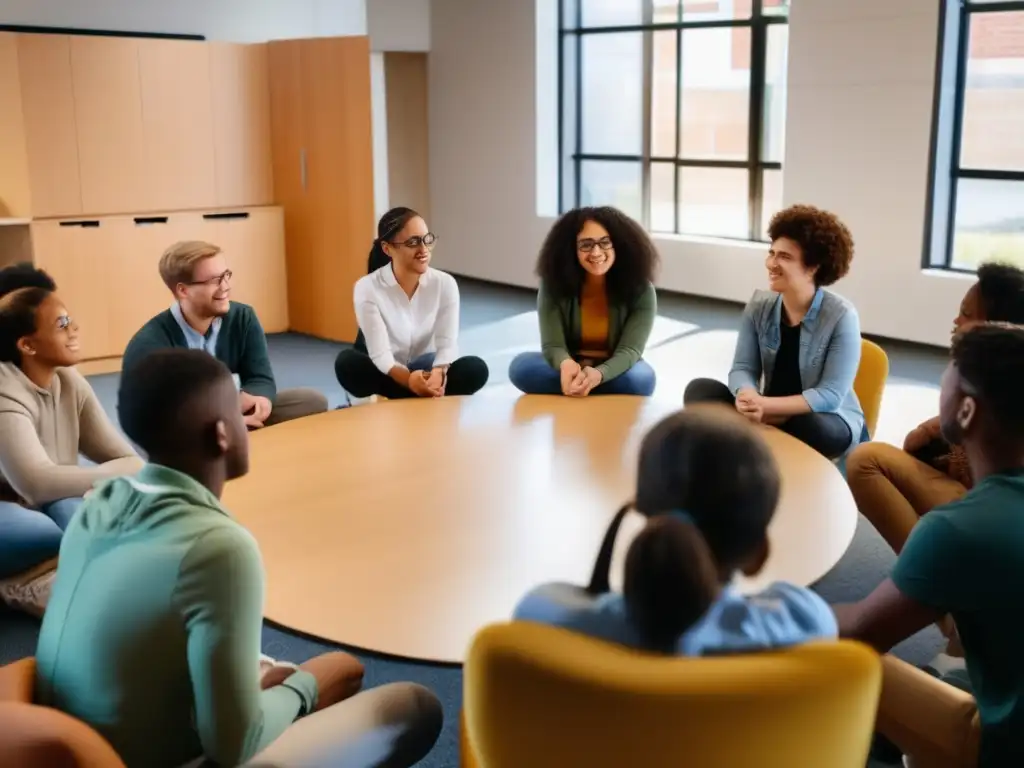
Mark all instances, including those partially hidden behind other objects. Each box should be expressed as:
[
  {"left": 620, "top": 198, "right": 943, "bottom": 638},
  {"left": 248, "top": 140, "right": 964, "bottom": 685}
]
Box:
[
  {"left": 508, "top": 206, "right": 660, "bottom": 397},
  {"left": 684, "top": 204, "right": 863, "bottom": 459}
]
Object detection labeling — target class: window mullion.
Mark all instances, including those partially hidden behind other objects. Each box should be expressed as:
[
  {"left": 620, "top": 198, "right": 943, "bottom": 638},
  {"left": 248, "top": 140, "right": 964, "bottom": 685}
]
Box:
[{"left": 641, "top": 0, "right": 655, "bottom": 229}]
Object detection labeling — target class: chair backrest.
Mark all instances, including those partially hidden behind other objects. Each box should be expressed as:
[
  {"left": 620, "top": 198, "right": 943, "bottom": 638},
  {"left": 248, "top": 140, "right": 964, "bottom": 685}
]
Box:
[
  {"left": 463, "top": 622, "right": 882, "bottom": 768},
  {"left": 0, "top": 658, "right": 125, "bottom": 768},
  {"left": 854, "top": 338, "right": 889, "bottom": 439}
]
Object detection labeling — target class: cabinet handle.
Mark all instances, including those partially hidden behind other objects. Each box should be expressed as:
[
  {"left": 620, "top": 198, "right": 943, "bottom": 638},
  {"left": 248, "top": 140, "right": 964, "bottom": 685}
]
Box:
[
  {"left": 300, "top": 148, "right": 308, "bottom": 192},
  {"left": 59, "top": 220, "right": 100, "bottom": 228},
  {"left": 202, "top": 212, "right": 251, "bottom": 221},
  {"left": 134, "top": 216, "right": 169, "bottom": 225}
]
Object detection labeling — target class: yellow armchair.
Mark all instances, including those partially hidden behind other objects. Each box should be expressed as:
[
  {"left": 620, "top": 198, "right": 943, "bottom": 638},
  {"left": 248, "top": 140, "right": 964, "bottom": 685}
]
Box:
[
  {"left": 462, "top": 621, "right": 882, "bottom": 768},
  {"left": 854, "top": 338, "right": 890, "bottom": 439}
]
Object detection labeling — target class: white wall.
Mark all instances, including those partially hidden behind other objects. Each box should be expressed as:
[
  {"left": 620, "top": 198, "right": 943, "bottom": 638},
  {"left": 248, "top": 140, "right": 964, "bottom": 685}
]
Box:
[
  {"left": 0, "top": 0, "right": 367, "bottom": 41},
  {"left": 429, "top": 0, "right": 970, "bottom": 348},
  {"left": 367, "top": 0, "right": 431, "bottom": 51}
]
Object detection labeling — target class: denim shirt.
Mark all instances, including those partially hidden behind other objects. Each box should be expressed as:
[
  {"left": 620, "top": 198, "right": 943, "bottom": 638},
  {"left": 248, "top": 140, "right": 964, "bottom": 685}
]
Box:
[{"left": 727, "top": 288, "right": 864, "bottom": 453}]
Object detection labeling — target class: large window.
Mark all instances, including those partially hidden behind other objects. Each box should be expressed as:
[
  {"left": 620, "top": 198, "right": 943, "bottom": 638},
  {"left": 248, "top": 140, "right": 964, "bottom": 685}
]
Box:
[
  {"left": 559, "top": 0, "right": 790, "bottom": 241},
  {"left": 931, "top": 1, "right": 1024, "bottom": 271}
]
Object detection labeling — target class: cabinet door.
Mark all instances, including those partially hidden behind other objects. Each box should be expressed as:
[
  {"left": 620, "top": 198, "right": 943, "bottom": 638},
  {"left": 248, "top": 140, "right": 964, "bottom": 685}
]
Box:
[
  {"left": 70, "top": 37, "right": 147, "bottom": 216},
  {"left": 210, "top": 43, "right": 274, "bottom": 208},
  {"left": 208, "top": 208, "right": 289, "bottom": 333},
  {"left": 31, "top": 219, "right": 121, "bottom": 359},
  {"left": 0, "top": 33, "right": 31, "bottom": 219},
  {"left": 17, "top": 34, "right": 83, "bottom": 218},
  {"left": 138, "top": 40, "right": 217, "bottom": 212}
]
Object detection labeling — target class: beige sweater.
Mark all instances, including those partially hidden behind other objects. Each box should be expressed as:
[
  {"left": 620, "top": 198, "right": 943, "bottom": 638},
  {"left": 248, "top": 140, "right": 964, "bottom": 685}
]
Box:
[{"left": 0, "top": 363, "right": 142, "bottom": 507}]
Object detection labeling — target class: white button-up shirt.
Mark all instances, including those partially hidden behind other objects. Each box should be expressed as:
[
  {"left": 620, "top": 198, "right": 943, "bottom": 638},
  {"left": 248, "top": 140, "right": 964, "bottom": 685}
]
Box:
[{"left": 353, "top": 265, "right": 460, "bottom": 374}]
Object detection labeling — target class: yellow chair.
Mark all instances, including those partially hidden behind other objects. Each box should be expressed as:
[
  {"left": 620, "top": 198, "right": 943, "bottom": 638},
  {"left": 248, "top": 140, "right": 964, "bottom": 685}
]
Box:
[
  {"left": 854, "top": 338, "right": 889, "bottom": 439},
  {"left": 461, "top": 622, "right": 882, "bottom": 768}
]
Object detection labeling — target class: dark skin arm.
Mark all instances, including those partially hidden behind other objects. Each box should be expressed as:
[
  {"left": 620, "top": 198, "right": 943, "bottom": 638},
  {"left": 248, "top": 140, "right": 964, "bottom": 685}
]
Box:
[{"left": 833, "top": 579, "right": 945, "bottom": 653}]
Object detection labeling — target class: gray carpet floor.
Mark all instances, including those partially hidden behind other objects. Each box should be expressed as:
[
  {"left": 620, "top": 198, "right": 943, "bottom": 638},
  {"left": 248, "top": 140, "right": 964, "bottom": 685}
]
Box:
[{"left": 0, "top": 278, "right": 951, "bottom": 767}]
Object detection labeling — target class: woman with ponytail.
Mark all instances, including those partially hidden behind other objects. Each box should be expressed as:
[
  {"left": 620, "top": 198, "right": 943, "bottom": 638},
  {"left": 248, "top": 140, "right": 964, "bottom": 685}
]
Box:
[
  {"left": 334, "top": 207, "right": 490, "bottom": 399},
  {"left": 513, "top": 405, "right": 837, "bottom": 654}
]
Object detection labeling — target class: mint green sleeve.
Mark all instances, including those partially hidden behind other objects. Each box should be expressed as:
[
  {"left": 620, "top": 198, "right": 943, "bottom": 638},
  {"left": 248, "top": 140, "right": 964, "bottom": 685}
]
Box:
[
  {"left": 175, "top": 527, "right": 319, "bottom": 766},
  {"left": 596, "top": 283, "right": 656, "bottom": 383},
  {"left": 538, "top": 281, "right": 573, "bottom": 369}
]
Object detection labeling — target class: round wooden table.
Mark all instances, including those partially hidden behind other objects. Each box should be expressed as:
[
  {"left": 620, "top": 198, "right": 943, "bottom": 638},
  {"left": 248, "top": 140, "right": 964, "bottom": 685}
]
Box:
[{"left": 223, "top": 390, "right": 858, "bottom": 664}]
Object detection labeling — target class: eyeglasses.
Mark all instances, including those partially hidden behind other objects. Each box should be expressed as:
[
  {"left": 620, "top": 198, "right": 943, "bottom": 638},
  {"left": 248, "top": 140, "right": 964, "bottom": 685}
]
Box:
[
  {"left": 56, "top": 314, "right": 74, "bottom": 331},
  {"left": 577, "top": 237, "right": 614, "bottom": 254},
  {"left": 389, "top": 233, "right": 437, "bottom": 250},
  {"left": 188, "top": 270, "right": 233, "bottom": 287}
]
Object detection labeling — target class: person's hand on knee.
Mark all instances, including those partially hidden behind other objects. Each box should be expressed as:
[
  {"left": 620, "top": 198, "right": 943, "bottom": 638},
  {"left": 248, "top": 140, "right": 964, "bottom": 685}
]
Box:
[
  {"left": 299, "top": 651, "right": 365, "bottom": 712},
  {"left": 560, "top": 358, "right": 583, "bottom": 396}
]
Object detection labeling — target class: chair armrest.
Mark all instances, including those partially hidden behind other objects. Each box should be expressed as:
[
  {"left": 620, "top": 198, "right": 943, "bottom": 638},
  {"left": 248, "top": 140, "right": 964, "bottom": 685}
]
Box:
[
  {"left": 0, "top": 657, "right": 36, "bottom": 702},
  {"left": 876, "top": 654, "right": 980, "bottom": 768},
  {"left": 0, "top": 702, "right": 126, "bottom": 767}
]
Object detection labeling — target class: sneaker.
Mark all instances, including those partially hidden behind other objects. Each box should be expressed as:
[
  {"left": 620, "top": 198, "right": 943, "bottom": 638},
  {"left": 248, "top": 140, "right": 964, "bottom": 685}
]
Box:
[{"left": 0, "top": 559, "right": 57, "bottom": 618}]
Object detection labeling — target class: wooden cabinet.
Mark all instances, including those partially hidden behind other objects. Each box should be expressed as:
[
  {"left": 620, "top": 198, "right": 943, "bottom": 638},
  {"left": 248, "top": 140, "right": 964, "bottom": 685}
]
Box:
[
  {"left": 139, "top": 40, "right": 218, "bottom": 212},
  {"left": 268, "top": 36, "right": 375, "bottom": 342},
  {"left": 31, "top": 218, "right": 122, "bottom": 360},
  {"left": 210, "top": 43, "right": 274, "bottom": 208},
  {"left": 205, "top": 208, "right": 289, "bottom": 332},
  {"left": 0, "top": 33, "right": 31, "bottom": 219},
  {"left": 70, "top": 36, "right": 148, "bottom": 217},
  {"left": 17, "top": 34, "right": 83, "bottom": 218}
]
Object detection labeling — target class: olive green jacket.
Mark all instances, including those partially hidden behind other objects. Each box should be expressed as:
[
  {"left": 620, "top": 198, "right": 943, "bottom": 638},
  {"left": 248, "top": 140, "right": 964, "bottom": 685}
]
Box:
[{"left": 538, "top": 280, "right": 657, "bottom": 382}]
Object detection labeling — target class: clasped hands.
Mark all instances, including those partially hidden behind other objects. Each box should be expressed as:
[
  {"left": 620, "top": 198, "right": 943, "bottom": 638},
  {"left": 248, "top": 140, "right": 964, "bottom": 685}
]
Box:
[
  {"left": 240, "top": 391, "right": 273, "bottom": 429},
  {"left": 735, "top": 388, "right": 766, "bottom": 424},
  {"left": 560, "top": 358, "right": 603, "bottom": 397},
  {"left": 409, "top": 367, "right": 446, "bottom": 398}
]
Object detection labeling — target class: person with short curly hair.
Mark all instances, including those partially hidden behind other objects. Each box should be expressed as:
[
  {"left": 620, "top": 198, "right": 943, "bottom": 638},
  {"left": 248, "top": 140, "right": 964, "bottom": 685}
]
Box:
[
  {"left": 846, "top": 261, "right": 1024, "bottom": 555},
  {"left": 508, "top": 206, "right": 660, "bottom": 397},
  {"left": 684, "top": 204, "right": 863, "bottom": 459}
]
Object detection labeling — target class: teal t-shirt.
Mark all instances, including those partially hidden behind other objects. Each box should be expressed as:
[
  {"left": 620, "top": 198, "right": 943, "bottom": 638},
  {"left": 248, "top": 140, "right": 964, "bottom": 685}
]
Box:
[{"left": 892, "top": 471, "right": 1024, "bottom": 767}]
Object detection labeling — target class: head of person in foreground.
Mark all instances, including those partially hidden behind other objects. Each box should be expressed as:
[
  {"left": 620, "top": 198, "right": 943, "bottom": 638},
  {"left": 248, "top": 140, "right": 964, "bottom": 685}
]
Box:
[
  {"left": 624, "top": 405, "right": 781, "bottom": 652},
  {"left": 118, "top": 349, "right": 250, "bottom": 496},
  {"left": 0, "top": 262, "right": 81, "bottom": 373},
  {"left": 536, "top": 206, "right": 660, "bottom": 303},
  {"left": 939, "top": 322, "right": 1024, "bottom": 469}
]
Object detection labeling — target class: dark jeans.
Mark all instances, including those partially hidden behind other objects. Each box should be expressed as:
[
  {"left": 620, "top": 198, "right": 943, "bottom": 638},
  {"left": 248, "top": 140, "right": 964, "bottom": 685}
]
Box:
[
  {"left": 0, "top": 498, "right": 82, "bottom": 578},
  {"left": 334, "top": 350, "right": 490, "bottom": 399},
  {"left": 508, "top": 351, "right": 657, "bottom": 396},
  {"left": 683, "top": 378, "right": 853, "bottom": 460}
]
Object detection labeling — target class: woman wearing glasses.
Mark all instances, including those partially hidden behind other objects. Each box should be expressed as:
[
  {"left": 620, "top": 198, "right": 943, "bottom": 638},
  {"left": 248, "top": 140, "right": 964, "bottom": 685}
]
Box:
[
  {"left": 0, "top": 263, "right": 142, "bottom": 614},
  {"left": 334, "top": 207, "right": 490, "bottom": 399},
  {"left": 508, "top": 206, "right": 659, "bottom": 397}
]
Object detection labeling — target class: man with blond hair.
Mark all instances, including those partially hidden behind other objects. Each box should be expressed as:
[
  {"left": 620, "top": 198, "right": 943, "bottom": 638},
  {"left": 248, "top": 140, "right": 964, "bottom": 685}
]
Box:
[{"left": 122, "top": 240, "right": 327, "bottom": 428}]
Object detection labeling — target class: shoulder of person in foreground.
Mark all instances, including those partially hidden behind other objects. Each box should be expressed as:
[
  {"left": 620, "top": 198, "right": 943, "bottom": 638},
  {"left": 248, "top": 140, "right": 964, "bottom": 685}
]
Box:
[
  {"left": 512, "top": 582, "right": 641, "bottom": 648},
  {"left": 684, "top": 581, "right": 838, "bottom": 655}
]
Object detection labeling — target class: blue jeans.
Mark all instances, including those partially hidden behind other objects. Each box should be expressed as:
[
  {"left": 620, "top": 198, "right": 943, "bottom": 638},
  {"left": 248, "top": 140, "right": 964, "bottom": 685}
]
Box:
[
  {"left": 0, "top": 497, "right": 82, "bottom": 578},
  {"left": 508, "top": 352, "right": 656, "bottom": 396}
]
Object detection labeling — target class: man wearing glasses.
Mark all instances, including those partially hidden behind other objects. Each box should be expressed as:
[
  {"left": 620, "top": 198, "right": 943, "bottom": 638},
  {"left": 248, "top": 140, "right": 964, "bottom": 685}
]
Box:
[{"left": 122, "top": 240, "right": 328, "bottom": 429}]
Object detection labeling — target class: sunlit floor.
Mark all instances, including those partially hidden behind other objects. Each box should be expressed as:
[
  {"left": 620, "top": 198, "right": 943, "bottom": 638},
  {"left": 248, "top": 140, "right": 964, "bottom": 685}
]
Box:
[{"left": 0, "top": 278, "right": 950, "bottom": 767}]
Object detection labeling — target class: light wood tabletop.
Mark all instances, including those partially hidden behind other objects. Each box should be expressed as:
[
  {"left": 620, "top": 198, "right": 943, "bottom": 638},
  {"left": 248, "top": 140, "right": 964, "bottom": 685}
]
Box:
[{"left": 223, "top": 390, "right": 858, "bottom": 663}]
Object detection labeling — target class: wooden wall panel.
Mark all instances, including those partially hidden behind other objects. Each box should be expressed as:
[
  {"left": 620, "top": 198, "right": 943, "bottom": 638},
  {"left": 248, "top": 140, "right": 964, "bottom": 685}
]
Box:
[
  {"left": 268, "top": 36, "right": 374, "bottom": 342},
  {"left": 16, "top": 34, "right": 83, "bottom": 218},
  {"left": 138, "top": 40, "right": 218, "bottom": 212},
  {"left": 384, "top": 52, "right": 430, "bottom": 221},
  {"left": 71, "top": 36, "right": 147, "bottom": 216},
  {"left": 209, "top": 43, "right": 275, "bottom": 207},
  {"left": 0, "top": 33, "right": 31, "bottom": 219}
]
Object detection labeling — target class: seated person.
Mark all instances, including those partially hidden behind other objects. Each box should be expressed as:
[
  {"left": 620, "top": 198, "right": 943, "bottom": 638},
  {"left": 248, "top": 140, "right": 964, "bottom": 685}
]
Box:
[
  {"left": 334, "top": 207, "right": 489, "bottom": 399},
  {"left": 684, "top": 204, "right": 863, "bottom": 460},
  {"left": 123, "top": 240, "right": 328, "bottom": 428},
  {"left": 846, "top": 262, "right": 1024, "bottom": 554},
  {"left": 514, "top": 405, "right": 836, "bottom": 654},
  {"left": 35, "top": 349, "right": 443, "bottom": 767},
  {"left": 508, "top": 206, "right": 659, "bottom": 397},
  {"left": 833, "top": 324, "right": 1024, "bottom": 768},
  {"left": 0, "top": 264, "right": 141, "bottom": 613}
]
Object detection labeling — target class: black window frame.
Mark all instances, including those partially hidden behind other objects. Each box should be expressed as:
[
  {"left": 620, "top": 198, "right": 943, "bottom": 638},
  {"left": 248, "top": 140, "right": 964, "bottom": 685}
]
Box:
[
  {"left": 558, "top": 0, "right": 789, "bottom": 242},
  {"left": 927, "top": 0, "right": 1024, "bottom": 273}
]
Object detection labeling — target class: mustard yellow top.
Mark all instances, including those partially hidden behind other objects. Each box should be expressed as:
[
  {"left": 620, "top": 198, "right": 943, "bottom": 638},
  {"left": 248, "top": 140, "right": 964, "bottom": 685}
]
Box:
[{"left": 578, "top": 285, "right": 610, "bottom": 361}]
